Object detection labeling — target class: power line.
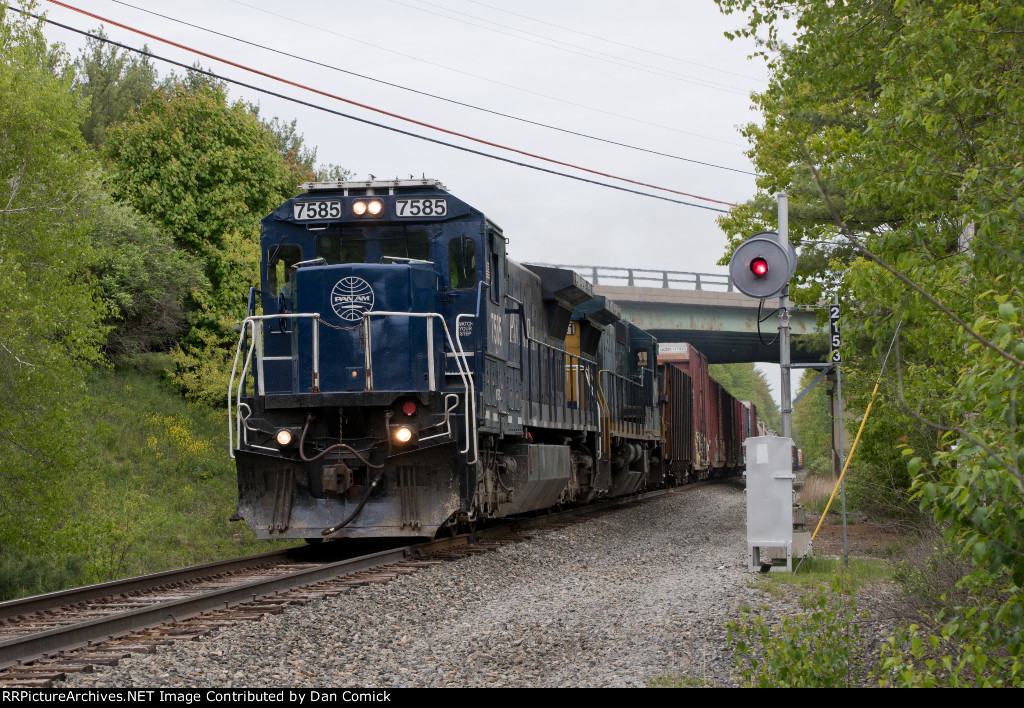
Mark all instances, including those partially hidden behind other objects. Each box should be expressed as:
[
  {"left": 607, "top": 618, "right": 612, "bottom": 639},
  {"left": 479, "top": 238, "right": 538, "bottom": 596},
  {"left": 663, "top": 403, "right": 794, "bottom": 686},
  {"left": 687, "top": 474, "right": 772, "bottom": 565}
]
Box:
[
  {"left": 390, "top": 0, "right": 752, "bottom": 95},
  {"left": 22, "top": 7, "right": 732, "bottom": 213},
  {"left": 467, "top": 0, "right": 768, "bottom": 84},
  {"left": 222, "top": 0, "right": 746, "bottom": 147},
  {"left": 45, "top": 0, "right": 738, "bottom": 207},
  {"left": 109, "top": 0, "right": 755, "bottom": 176}
]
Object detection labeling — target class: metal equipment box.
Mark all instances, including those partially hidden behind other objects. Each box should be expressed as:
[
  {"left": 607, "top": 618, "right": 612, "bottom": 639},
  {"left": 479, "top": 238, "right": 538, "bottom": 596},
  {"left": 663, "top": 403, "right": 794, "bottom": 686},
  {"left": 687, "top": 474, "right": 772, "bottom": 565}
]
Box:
[{"left": 744, "top": 435, "right": 803, "bottom": 572}]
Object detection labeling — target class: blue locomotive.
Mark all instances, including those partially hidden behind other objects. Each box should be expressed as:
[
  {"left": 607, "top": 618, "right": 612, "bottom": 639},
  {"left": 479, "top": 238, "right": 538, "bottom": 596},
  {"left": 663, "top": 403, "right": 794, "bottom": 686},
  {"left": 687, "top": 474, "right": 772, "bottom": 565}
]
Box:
[{"left": 229, "top": 178, "right": 663, "bottom": 540}]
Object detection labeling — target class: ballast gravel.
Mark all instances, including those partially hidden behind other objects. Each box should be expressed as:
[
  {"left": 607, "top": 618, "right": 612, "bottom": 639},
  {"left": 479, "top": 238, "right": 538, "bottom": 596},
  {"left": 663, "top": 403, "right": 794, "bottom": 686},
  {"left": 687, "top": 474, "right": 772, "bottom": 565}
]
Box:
[{"left": 59, "top": 483, "right": 796, "bottom": 688}]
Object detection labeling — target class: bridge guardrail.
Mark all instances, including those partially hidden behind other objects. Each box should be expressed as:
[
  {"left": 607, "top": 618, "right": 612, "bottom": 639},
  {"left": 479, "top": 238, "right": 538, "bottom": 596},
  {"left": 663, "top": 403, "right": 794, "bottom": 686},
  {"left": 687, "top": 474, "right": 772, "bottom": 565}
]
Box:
[{"left": 525, "top": 263, "right": 734, "bottom": 292}]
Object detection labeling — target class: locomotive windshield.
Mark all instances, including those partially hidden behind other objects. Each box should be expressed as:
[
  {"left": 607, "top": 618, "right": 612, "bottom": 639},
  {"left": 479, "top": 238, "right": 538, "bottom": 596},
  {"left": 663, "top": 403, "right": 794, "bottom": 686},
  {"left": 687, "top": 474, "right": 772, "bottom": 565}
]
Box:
[
  {"left": 316, "top": 232, "right": 365, "bottom": 264},
  {"left": 313, "top": 225, "right": 436, "bottom": 264},
  {"left": 379, "top": 227, "right": 431, "bottom": 261}
]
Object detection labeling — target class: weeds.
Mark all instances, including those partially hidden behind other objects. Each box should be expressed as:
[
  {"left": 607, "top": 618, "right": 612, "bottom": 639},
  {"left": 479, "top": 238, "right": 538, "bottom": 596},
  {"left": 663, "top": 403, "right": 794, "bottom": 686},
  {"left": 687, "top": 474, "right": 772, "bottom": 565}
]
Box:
[
  {"left": 0, "top": 361, "right": 293, "bottom": 600},
  {"left": 729, "top": 579, "right": 868, "bottom": 687}
]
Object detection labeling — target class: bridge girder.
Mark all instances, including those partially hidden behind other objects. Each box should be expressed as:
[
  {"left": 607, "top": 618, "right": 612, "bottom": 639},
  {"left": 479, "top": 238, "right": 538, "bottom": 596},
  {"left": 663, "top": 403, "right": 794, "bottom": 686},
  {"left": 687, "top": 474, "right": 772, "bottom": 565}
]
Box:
[{"left": 594, "top": 285, "right": 826, "bottom": 365}]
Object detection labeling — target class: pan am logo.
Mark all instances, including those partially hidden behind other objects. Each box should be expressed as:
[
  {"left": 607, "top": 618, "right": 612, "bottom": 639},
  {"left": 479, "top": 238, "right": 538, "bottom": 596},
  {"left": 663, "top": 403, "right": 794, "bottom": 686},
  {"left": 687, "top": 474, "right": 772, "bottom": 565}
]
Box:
[{"left": 331, "top": 276, "right": 375, "bottom": 322}]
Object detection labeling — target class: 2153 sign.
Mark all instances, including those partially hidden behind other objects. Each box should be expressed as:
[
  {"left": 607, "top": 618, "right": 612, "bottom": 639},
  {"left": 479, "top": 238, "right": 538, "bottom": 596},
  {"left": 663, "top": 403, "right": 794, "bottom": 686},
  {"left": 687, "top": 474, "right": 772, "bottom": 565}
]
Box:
[{"left": 829, "top": 304, "right": 841, "bottom": 363}]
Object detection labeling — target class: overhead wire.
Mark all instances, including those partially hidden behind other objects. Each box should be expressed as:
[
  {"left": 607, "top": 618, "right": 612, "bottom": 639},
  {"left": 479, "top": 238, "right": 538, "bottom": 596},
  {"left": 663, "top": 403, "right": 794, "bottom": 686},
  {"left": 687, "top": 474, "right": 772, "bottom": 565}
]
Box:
[
  {"left": 109, "top": 0, "right": 755, "bottom": 176},
  {"left": 44, "top": 0, "right": 738, "bottom": 207},
  {"left": 223, "top": 0, "right": 745, "bottom": 147},
  {"left": 466, "top": 0, "right": 768, "bottom": 83},
  {"left": 21, "top": 8, "right": 731, "bottom": 213},
  {"left": 390, "top": 0, "right": 751, "bottom": 95}
]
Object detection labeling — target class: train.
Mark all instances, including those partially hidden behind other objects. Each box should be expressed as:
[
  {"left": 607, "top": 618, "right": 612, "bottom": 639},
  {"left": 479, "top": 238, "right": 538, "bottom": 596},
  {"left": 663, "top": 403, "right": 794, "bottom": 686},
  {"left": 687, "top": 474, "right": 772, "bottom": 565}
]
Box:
[{"left": 228, "top": 178, "right": 760, "bottom": 541}]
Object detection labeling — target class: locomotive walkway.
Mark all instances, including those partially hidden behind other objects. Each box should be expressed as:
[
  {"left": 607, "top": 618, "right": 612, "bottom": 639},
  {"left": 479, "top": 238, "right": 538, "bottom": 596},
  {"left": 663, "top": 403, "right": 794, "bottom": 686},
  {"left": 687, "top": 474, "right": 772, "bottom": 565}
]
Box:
[{"left": 530, "top": 264, "right": 826, "bottom": 364}]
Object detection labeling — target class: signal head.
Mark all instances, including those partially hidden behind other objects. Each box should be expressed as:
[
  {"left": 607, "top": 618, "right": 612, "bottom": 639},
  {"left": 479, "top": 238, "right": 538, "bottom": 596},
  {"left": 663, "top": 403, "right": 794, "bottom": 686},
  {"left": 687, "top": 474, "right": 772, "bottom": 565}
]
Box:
[{"left": 728, "top": 231, "right": 797, "bottom": 299}]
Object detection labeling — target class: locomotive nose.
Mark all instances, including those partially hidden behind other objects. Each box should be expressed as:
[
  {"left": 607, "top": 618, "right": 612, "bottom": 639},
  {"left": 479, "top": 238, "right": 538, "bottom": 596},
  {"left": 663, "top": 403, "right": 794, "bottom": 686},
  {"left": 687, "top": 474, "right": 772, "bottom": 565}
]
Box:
[{"left": 287, "top": 262, "right": 440, "bottom": 394}]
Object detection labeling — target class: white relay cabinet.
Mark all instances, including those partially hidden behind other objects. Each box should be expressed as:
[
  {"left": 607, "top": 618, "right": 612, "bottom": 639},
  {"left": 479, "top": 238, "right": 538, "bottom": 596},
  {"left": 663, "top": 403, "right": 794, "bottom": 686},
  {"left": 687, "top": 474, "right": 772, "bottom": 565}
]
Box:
[{"left": 744, "top": 436, "right": 810, "bottom": 572}]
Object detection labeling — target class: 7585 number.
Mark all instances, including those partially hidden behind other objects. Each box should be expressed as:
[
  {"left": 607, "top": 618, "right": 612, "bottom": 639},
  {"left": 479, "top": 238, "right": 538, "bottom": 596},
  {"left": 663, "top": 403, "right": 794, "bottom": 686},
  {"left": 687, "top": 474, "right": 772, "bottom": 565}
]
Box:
[
  {"left": 293, "top": 201, "right": 341, "bottom": 220},
  {"left": 396, "top": 198, "right": 447, "bottom": 217}
]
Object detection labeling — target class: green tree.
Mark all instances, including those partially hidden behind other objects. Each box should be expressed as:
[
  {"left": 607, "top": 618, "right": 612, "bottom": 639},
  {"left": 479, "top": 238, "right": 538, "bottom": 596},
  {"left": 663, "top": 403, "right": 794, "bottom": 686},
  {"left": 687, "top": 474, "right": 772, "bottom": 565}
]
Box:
[
  {"left": 717, "top": 0, "right": 1024, "bottom": 685},
  {"left": 710, "top": 362, "right": 780, "bottom": 432},
  {"left": 792, "top": 367, "right": 832, "bottom": 476},
  {"left": 74, "top": 27, "right": 157, "bottom": 147},
  {"left": 88, "top": 194, "right": 207, "bottom": 358},
  {"left": 103, "top": 75, "right": 301, "bottom": 401},
  {"left": 0, "top": 2, "right": 109, "bottom": 553}
]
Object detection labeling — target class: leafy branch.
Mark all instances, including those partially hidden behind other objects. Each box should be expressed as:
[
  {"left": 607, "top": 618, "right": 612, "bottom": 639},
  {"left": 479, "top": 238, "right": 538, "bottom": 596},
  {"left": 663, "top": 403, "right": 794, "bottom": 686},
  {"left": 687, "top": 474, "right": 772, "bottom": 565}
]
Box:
[{"left": 797, "top": 140, "right": 1024, "bottom": 369}]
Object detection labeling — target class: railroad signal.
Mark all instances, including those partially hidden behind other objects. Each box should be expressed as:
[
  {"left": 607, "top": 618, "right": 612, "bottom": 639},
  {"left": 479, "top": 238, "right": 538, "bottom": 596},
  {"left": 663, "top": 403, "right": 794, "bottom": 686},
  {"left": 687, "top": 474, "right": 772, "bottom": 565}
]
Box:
[{"left": 728, "top": 231, "right": 797, "bottom": 299}]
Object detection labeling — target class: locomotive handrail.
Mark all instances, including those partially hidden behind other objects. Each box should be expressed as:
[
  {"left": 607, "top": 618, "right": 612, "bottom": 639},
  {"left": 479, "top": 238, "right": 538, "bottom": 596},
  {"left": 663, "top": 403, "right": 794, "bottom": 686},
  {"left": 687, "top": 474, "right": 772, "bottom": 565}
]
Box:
[
  {"left": 584, "top": 367, "right": 602, "bottom": 460},
  {"left": 228, "top": 313, "right": 322, "bottom": 458},
  {"left": 503, "top": 292, "right": 598, "bottom": 431},
  {"left": 596, "top": 367, "right": 656, "bottom": 451},
  {"left": 596, "top": 370, "right": 611, "bottom": 452},
  {"left": 454, "top": 313, "right": 478, "bottom": 464},
  {"left": 523, "top": 333, "right": 597, "bottom": 430},
  {"left": 362, "top": 311, "right": 477, "bottom": 464}
]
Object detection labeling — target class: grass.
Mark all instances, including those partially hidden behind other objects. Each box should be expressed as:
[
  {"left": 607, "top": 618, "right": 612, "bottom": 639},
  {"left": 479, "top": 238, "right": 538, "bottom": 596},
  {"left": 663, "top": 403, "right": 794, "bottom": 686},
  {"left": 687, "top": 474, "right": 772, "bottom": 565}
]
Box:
[
  {"left": 744, "top": 554, "right": 894, "bottom": 608},
  {"left": 798, "top": 473, "right": 841, "bottom": 513},
  {"left": 647, "top": 674, "right": 713, "bottom": 688},
  {"left": 0, "top": 358, "right": 295, "bottom": 600}
]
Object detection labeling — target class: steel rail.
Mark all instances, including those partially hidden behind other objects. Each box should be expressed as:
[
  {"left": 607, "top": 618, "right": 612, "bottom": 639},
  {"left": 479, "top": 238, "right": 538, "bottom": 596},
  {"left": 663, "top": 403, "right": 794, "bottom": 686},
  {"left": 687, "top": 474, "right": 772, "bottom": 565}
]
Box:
[
  {"left": 0, "top": 547, "right": 310, "bottom": 623},
  {"left": 0, "top": 482, "right": 713, "bottom": 672},
  {"left": 0, "top": 545, "right": 412, "bottom": 670}
]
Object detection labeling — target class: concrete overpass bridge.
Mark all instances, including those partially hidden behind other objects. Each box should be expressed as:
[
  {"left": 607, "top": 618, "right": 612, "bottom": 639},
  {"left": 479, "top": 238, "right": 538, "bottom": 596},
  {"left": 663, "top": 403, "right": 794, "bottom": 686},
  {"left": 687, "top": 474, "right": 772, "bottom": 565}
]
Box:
[{"left": 531, "top": 264, "right": 827, "bottom": 364}]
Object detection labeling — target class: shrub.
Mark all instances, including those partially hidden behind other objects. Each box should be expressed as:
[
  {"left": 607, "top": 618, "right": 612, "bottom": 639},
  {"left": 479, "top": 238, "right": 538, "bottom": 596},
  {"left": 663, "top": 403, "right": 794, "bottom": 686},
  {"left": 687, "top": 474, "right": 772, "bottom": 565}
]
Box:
[{"left": 728, "top": 579, "right": 867, "bottom": 687}]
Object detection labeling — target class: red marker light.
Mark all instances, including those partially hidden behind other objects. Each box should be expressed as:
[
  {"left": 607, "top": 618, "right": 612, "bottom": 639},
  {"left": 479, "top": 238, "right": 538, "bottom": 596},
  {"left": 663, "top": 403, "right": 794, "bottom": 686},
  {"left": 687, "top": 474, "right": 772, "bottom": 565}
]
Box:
[
  {"left": 402, "top": 401, "right": 417, "bottom": 416},
  {"left": 750, "top": 258, "right": 769, "bottom": 277}
]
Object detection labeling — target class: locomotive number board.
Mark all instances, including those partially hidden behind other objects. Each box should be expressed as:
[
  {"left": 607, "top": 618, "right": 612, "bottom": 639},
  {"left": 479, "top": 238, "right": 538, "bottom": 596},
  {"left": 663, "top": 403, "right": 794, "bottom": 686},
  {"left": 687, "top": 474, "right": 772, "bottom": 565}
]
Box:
[
  {"left": 395, "top": 198, "right": 447, "bottom": 217},
  {"left": 293, "top": 200, "right": 342, "bottom": 220}
]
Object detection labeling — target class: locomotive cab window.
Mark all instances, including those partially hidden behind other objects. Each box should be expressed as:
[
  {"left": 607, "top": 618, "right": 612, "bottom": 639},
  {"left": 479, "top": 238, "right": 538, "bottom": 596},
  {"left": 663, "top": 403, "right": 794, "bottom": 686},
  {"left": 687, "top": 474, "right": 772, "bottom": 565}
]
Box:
[
  {"left": 448, "top": 236, "right": 477, "bottom": 289},
  {"left": 380, "top": 227, "right": 431, "bottom": 262},
  {"left": 487, "top": 228, "right": 504, "bottom": 304},
  {"left": 317, "top": 232, "right": 366, "bottom": 264},
  {"left": 268, "top": 244, "right": 302, "bottom": 294}
]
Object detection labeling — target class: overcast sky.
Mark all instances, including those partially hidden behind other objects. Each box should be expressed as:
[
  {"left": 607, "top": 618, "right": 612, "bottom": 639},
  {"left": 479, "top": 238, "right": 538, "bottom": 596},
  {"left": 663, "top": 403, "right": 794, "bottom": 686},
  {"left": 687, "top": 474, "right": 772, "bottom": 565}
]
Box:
[{"left": 38, "top": 0, "right": 790, "bottom": 400}]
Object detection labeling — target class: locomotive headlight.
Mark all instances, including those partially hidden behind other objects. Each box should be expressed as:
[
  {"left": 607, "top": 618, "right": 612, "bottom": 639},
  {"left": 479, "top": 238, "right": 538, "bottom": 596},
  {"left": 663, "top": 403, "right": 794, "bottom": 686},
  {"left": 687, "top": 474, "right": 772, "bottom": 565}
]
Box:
[
  {"left": 352, "top": 199, "right": 384, "bottom": 218},
  {"left": 394, "top": 426, "right": 414, "bottom": 444},
  {"left": 275, "top": 429, "right": 294, "bottom": 448}
]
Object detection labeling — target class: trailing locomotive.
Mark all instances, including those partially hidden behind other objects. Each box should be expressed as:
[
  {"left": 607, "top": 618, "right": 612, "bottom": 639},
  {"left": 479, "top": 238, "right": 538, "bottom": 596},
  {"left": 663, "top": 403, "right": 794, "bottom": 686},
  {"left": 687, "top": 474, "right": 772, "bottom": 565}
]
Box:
[{"left": 228, "top": 178, "right": 750, "bottom": 541}]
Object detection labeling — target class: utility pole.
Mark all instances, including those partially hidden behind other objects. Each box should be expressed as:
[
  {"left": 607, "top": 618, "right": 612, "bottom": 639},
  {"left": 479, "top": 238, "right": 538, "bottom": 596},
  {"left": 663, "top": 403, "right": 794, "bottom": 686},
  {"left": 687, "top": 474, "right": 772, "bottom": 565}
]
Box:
[{"left": 778, "top": 193, "right": 792, "bottom": 439}]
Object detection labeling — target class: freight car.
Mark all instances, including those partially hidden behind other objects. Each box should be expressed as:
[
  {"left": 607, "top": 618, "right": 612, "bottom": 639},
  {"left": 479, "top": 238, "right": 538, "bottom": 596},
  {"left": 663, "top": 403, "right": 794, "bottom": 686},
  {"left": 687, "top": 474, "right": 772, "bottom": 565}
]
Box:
[
  {"left": 228, "top": 178, "right": 665, "bottom": 541},
  {"left": 656, "top": 343, "right": 751, "bottom": 483}
]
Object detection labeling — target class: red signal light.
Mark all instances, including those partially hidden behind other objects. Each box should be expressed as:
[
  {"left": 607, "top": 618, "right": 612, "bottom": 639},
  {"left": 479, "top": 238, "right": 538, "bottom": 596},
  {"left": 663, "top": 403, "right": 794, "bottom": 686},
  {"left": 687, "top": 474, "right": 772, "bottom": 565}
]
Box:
[
  {"left": 402, "top": 401, "right": 417, "bottom": 416},
  {"left": 750, "top": 257, "right": 769, "bottom": 277}
]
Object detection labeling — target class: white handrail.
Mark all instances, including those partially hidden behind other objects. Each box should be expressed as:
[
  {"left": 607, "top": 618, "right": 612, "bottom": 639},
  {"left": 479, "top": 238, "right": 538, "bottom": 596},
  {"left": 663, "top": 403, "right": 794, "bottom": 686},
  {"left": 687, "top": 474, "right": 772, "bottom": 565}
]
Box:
[
  {"left": 363, "top": 311, "right": 478, "bottom": 464},
  {"left": 228, "top": 313, "right": 321, "bottom": 458}
]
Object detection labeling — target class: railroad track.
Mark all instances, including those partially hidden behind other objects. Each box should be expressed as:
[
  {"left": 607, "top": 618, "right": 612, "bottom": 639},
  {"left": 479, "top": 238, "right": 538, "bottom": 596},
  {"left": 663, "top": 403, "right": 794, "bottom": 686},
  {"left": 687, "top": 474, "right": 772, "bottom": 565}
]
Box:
[{"left": 0, "top": 485, "right": 690, "bottom": 687}]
